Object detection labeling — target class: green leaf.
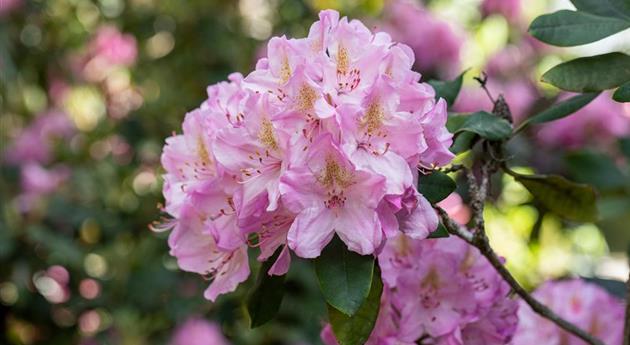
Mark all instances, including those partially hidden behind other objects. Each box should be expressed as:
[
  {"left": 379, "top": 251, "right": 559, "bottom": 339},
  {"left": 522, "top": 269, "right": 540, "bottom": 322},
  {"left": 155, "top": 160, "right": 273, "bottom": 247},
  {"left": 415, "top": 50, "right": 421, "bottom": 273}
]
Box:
[
  {"left": 246, "top": 248, "right": 287, "bottom": 328},
  {"left": 570, "top": 0, "right": 630, "bottom": 20},
  {"left": 428, "top": 70, "right": 467, "bottom": 106},
  {"left": 541, "top": 52, "right": 630, "bottom": 92},
  {"left": 418, "top": 171, "right": 456, "bottom": 204},
  {"left": 613, "top": 81, "right": 630, "bottom": 102},
  {"left": 328, "top": 266, "right": 383, "bottom": 345},
  {"left": 455, "top": 111, "right": 512, "bottom": 141},
  {"left": 519, "top": 92, "right": 599, "bottom": 130},
  {"left": 511, "top": 172, "right": 598, "bottom": 222},
  {"left": 315, "top": 236, "right": 375, "bottom": 316},
  {"left": 428, "top": 223, "right": 450, "bottom": 238},
  {"left": 529, "top": 10, "right": 630, "bottom": 47},
  {"left": 450, "top": 131, "right": 477, "bottom": 154},
  {"left": 566, "top": 151, "right": 628, "bottom": 190}
]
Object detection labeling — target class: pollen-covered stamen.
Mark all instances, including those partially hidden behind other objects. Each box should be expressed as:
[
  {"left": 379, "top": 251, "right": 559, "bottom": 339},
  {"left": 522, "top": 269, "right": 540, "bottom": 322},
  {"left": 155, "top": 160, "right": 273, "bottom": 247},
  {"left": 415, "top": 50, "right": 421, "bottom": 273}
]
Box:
[
  {"left": 258, "top": 118, "right": 279, "bottom": 151},
  {"left": 356, "top": 102, "right": 393, "bottom": 156},
  {"left": 336, "top": 45, "right": 349, "bottom": 75},
  {"left": 297, "top": 84, "right": 318, "bottom": 112},
  {"left": 317, "top": 157, "right": 354, "bottom": 189},
  {"left": 280, "top": 55, "right": 291, "bottom": 83}
]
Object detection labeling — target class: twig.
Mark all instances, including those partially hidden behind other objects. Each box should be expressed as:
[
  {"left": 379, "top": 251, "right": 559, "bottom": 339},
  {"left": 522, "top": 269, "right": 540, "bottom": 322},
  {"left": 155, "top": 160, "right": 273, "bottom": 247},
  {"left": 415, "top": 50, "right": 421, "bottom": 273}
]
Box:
[
  {"left": 436, "top": 207, "right": 605, "bottom": 345},
  {"left": 473, "top": 72, "right": 495, "bottom": 104}
]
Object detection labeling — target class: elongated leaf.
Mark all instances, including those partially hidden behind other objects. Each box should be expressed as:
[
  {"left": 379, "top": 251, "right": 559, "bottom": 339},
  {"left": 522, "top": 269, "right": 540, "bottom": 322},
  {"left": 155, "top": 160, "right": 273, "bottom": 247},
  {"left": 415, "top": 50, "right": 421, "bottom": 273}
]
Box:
[
  {"left": 512, "top": 172, "right": 597, "bottom": 222},
  {"left": 613, "top": 81, "right": 630, "bottom": 102},
  {"left": 247, "top": 248, "right": 287, "bottom": 328},
  {"left": 455, "top": 111, "right": 512, "bottom": 141},
  {"left": 529, "top": 10, "right": 630, "bottom": 47},
  {"left": 428, "top": 223, "right": 450, "bottom": 238},
  {"left": 566, "top": 151, "right": 628, "bottom": 190},
  {"left": 570, "top": 0, "right": 630, "bottom": 20},
  {"left": 328, "top": 266, "right": 383, "bottom": 345},
  {"left": 520, "top": 93, "right": 599, "bottom": 129},
  {"left": 428, "top": 70, "right": 467, "bottom": 106},
  {"left": 542, "top": 52, "right": 630, "bottom": 92},
  {"left": 418, "top": 171, "right": 456, "bottom": 204},
  {"left": 315, "top": 236, "right": 374, "bottom": 316}
]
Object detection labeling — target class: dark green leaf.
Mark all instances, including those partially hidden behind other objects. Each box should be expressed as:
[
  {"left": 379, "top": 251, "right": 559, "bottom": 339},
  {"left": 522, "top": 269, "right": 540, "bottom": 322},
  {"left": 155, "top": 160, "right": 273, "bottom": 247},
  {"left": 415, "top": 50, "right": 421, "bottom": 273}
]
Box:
[
  {"left": 418, "top": 171, "right": 456, "bottom": 204},
  {"left": 446, "top": 113, "right": 469, "bottom": 132},
  {"left": 613, "top": 81, "right": 630, "bottom": 102},
  {"left": 246, "top": 248, "right": 287, "bottom": 328},
  {"left": 450, "top": 131, "right": 477, "bottom": 154},
  {"left": 520, "top": 92, "right": 599, "bottom": 129},
  {"left": 428, "top": 70, "right": 468, "bottom": 106},
  {"left": 455, "top": 111, "right": 512, "bottom": 141},
  {"left": 570, "top": 0, "right": 630, "bottom": 20},
  {"left": 428, "top": 223, "right": 450, "bottom": 238},
  {"left": 328, "top": 266, "right": 383, "bottom": 345},
  {"left": 512, "top": 172, "right": 598, "bottom": 222},
  {"left": 584, "top": 277, "right": 627, "bottom": 299},
  {"left": 315, "top": 236, "right": 374, "bottom": 316},
  {"left": 529, "top": 10, "right": 630, "bottom": 47},
  {"left": 542, "top": 52, "right": 630, "bottom": 92},
  {"left": 566, "top": 151, "right": 628, "bottom": 190}
]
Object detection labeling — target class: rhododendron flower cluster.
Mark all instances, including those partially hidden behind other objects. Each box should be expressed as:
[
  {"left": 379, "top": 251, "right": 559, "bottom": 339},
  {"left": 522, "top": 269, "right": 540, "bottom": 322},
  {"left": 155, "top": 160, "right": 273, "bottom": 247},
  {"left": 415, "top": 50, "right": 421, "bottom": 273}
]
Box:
[
  {"left": 512, "top": 279, "right": 625, "bottom": 345},
  {"left": 158, "top": 10, "right": 453, "bottom": 301},
  {"left": 322, "top": 235, "right": 518, "bottom": 345}
]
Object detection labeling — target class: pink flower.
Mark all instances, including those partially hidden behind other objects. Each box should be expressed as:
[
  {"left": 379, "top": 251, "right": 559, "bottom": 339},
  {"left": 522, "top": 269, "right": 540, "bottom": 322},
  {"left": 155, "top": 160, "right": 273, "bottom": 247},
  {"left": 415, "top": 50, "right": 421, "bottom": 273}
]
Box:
[
  {"left": 170, "top": 318, "right": 230, "bottom": 345},
  {"left": 378, "top": 0, "right": 463, "bottom": 78},
  {"left": 89, "top": 26, "right": 137, "bottom": 67},
  {"left": 437, "top": 193, "right": 471, "bottom": 225},
  {"left": 0, "top": 0, "right": 22, "bottom": 16},
  {"left": 536, "top": 93, "right": 630, "bottom": 150},
  {"left": 512, "top": 279, "right": 624, "bottom": 345},
  {"left": 481, "top": 0, "right": 522, "bottom": 24},
  {"left": 21, "top": 163, "right": 70, "bottom": 196},
  {"left": 323, "top": 235, "right": 518, "bottom": 345},
  {"left": 4, "top": 110, "right": 74, "bottom": 165},
  {"left": 158, "top": 10, "right": 454, "bottom": 299}
]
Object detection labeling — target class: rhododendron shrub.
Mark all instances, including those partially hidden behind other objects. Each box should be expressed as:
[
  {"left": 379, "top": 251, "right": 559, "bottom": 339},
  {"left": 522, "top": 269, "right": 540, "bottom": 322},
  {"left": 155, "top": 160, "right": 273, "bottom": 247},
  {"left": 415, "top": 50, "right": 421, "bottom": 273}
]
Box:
[
  {"left": 512, "top": 279, "right": 625, "bottom": 345},
  {"left": 321, "top": 235, "right": 518, "bottom": 345},
  {"left": 158, "top": 9, "right": 453, "bottom": 301}
]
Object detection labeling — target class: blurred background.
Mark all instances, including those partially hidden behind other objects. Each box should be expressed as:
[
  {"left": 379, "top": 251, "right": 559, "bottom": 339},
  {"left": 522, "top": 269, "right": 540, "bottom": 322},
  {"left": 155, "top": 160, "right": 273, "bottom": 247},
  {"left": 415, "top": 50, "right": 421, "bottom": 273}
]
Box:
[{"left": 1, "top": 0, "right": 629, "bottom": 344}]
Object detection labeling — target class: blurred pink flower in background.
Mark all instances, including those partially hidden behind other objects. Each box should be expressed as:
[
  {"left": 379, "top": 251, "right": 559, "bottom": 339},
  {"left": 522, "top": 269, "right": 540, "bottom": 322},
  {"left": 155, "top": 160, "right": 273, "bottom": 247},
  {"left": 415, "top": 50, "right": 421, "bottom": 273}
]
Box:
[
  {"left": 454, "top": 80, "right": 538, "bottom": 123},
  {"left": 170, "top": 318, "right": 230, "bottom": 345},
  {"left": 536, "top": 93, "right": 630, "bottom": 150},
  {"left": 4, "top": 110, "right": 74, "bottom": 165},
  {"left": 378, "top": 0, "right": 463, "bottom": 78},
  {"left": 512, "top": 279, "right": 624, "bottom": 345},
  {"left": 481, "top": 0, "right": 522, "bottom": 24},
  {"left": 21, "top": 163, "right": 70, "bottom": 195},
  {"left": 89, "top": 25, "right": 138, "bottom": 67},
  {"left": 437, "top": 193, "right": 471, "bottom": 225},
  {"left": 0, "top": 0, "right": 22, "bottom": 16}
]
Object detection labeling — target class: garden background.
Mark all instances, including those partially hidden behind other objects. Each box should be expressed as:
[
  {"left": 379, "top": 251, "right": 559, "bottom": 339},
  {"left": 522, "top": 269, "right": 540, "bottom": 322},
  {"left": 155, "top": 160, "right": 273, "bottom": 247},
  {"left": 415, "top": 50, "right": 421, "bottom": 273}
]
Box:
[{"left": 1, "top": 0, "right": 630, "bottom": 344}]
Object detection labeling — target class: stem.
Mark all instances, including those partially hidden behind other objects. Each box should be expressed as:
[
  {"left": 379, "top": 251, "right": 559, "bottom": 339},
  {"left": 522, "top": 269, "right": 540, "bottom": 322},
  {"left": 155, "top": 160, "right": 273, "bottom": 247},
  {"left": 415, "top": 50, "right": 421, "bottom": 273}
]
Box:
[{"left": 436, "top": 207, "right": 605, "bottom": 345}]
